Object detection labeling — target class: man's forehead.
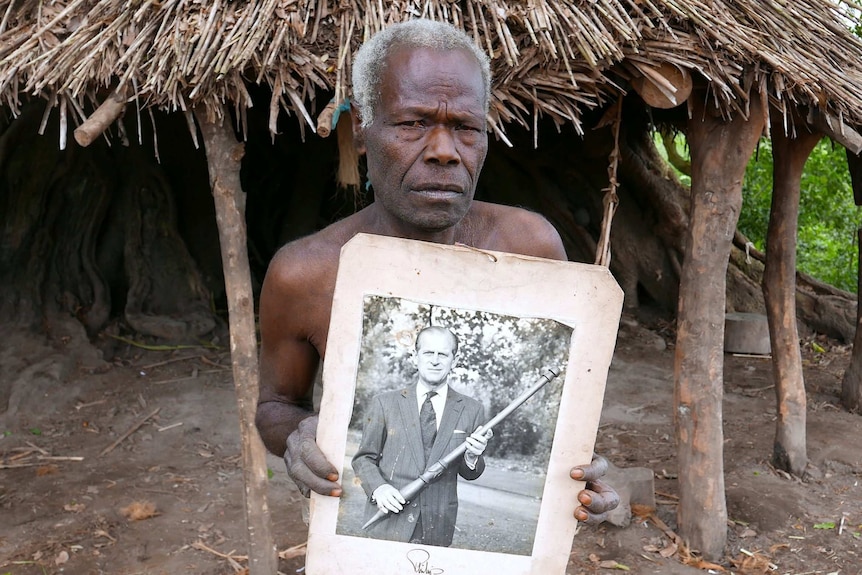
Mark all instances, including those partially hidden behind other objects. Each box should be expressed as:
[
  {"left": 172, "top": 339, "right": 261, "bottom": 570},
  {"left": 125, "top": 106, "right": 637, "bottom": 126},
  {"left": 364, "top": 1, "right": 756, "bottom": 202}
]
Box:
[
  {"left": 417, "top": 330, "right": 457, "bottom": 350},
  {"left": 382, "top": 45, "right": 484, "bottom": 91}
]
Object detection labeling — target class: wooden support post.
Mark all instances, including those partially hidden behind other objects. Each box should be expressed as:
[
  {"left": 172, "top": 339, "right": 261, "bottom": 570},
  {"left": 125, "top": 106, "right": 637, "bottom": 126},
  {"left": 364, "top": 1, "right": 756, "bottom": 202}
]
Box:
[
  {"left": 195, "top": 106, "right": 278, "bottom": 575},
  {"left": 677, "top": 89, "right": 765, "bottom": 559},
  {"left": 842, "top": 151, "right": 862, "bottom": 411},
  {"left": 763, "top": 120, "right": 820, "bottom": 475}
]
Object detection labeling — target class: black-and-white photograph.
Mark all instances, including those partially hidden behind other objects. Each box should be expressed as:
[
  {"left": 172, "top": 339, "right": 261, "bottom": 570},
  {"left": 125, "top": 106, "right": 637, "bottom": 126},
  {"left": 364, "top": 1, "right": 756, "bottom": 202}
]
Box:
[
  {"left": 335, "top": 296, "right": 573, "bottom": 555},
  {"left": 306, "top": 233, "right": 622, "bottom": 575}
]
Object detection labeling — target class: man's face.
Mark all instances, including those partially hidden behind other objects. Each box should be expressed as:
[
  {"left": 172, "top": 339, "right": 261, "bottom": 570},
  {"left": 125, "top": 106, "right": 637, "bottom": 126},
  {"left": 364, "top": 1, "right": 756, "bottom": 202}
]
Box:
[
  {"left": 357, "top": 45, "right": 488, "bottom": 234},
  {"left": 415, "top": 330, "right": 458, "bottom": 387}
]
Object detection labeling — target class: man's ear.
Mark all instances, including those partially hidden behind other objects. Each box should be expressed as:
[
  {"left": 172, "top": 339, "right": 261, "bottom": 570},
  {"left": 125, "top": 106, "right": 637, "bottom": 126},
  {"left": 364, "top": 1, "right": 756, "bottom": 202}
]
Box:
[{"left": 350, "top": 102, "right": 366, "bottom": 155}]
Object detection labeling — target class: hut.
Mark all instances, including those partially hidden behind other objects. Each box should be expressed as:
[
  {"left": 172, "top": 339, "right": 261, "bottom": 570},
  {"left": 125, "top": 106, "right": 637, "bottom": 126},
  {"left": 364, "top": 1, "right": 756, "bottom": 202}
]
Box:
[{"left": 1, "top": 0, "right": 862, "bottom": 570}]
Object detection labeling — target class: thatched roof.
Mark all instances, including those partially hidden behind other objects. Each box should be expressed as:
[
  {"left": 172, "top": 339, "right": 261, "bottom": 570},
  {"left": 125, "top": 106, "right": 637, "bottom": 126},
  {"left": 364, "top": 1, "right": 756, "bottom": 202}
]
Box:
[{"left": 1, "top": 0, "right": 861, "bottom": 140}]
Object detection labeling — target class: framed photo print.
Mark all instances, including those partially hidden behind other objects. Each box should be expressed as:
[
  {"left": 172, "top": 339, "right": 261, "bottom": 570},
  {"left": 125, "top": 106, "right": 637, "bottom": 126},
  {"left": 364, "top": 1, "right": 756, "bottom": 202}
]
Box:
[{"left": 307, "top": 233, "right": 623, "bottom": 575}]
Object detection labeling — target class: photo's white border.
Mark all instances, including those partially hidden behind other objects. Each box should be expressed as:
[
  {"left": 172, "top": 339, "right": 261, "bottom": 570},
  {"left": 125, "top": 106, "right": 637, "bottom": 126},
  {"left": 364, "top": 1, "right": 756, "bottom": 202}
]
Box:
[{"left": 307, "top": 233, "right": 623, "bottom": 575}]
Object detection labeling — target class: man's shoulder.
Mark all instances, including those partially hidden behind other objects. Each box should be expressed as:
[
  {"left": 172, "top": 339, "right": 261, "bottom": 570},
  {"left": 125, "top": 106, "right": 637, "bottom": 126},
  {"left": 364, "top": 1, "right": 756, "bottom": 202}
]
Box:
[
  {"left": 464, "top": 202, "right": 567, "bottom": 260},
  {"left": 267, "top": 214, "right": 365, "bottom": 282},
  {"left": 448, "top": 387, "right": 481, "bottom": 405},
  {"left": 373, "top": 386, "right": 412, "bottom": 402}
]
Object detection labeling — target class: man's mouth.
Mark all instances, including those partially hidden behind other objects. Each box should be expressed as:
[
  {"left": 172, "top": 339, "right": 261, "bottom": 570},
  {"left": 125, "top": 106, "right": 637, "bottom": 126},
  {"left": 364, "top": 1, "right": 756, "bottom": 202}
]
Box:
[{"left": 412, "top": 184, "right": 463, "bottom": 198}]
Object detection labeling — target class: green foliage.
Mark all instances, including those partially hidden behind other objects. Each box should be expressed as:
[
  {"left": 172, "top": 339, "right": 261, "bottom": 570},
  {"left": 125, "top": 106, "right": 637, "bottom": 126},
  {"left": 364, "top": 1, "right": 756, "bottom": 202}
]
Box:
[
  {"left": 738, "top": 138, "right": 861, "bottom": 292},
  {"left": 654, "top": 130, "right": 861, "bottom": 292}
]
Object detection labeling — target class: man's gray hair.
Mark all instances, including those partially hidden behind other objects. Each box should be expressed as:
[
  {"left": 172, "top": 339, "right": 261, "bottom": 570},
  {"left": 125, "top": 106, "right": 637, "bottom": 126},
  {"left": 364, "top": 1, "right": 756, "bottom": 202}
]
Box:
[
  {"left": 416, "top": 326, "right": 460, "bottom": 355},
  {"left": 351, "top": 19, "right": 491, "bottom": 128}
]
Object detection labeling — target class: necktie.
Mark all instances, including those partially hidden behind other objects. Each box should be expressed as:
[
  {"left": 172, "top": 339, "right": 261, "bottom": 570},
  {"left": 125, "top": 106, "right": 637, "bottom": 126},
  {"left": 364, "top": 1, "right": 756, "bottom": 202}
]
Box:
[{"left": 420, "top": 391, "right": 438, "bottom": 461}]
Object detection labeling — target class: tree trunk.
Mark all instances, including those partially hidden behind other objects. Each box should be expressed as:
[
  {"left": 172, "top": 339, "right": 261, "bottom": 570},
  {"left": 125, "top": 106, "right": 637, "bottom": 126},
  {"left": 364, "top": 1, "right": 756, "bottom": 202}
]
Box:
[
  {"left": 675, "top": 89, "right": 765, "bottom": 560},
  {"left": 842, "top": 228, "right": 862, "bottom": 411},
  {"left": 195, "top": 106, "right": 278, "bottom": 575},
  {"left": 763, "top": 122, "right": 820, "bottom": 475},
  {"left": 0, "top": 100, "right": 215, "bottom": 341},
  {"left": 842, "top": 149, "right": 862, "bottom": 411}
]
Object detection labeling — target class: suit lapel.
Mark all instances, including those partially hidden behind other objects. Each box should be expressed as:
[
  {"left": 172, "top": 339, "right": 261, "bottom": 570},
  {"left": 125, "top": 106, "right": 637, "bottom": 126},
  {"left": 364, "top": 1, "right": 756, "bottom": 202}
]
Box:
[{"left": 397, "top": 385, "right": 425, "bottom": 471}]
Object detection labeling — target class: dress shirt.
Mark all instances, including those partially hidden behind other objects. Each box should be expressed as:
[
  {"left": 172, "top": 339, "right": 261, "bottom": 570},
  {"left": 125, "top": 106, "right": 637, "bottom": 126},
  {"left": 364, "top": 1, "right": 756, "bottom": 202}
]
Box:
[{"left": 416, "top": 381, "right": 448, "bottom": 429}]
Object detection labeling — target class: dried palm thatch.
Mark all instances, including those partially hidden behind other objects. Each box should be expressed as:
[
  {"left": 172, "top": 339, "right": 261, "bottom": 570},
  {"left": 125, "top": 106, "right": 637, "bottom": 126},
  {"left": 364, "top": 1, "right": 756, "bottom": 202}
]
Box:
[{"left": 0, "top": 0, "right": 861, "bottom": 144}]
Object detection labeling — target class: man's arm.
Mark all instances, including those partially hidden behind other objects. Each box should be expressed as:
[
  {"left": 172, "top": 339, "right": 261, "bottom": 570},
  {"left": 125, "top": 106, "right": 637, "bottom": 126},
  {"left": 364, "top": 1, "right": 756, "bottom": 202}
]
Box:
[
  {"left": 255, "top": 247, "right": 341, "bottom": 496},
  {"left": 458, "top": 403, "right": 490, "bottom": 480},
  {"left": 350, "top": 395, "right": 390, "bottom": 497},
  {"left": 351, "top": 395, "right": 408, "bottom": 514}
]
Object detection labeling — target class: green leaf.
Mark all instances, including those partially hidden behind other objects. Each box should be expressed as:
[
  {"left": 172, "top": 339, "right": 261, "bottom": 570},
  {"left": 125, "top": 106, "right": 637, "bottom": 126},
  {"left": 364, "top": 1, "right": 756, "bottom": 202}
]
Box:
[
  {"left": 813, "top": 522, "right": 836, "bottom": 529},
  {"left": 1, "top": 430, "right": 11, "bottom": 437},
  {"left": 267, "top": 468, "right": 274, "bottom": 479},
  {"left": 29, "top": 428, "right": 42, "bottom": 436}
]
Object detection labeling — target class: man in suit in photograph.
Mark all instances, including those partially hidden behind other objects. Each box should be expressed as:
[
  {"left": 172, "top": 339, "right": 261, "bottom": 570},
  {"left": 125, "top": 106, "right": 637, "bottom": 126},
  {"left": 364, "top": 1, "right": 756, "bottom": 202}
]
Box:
[{"left": 351, "top": 325, "right": 492, "bottom": 546}]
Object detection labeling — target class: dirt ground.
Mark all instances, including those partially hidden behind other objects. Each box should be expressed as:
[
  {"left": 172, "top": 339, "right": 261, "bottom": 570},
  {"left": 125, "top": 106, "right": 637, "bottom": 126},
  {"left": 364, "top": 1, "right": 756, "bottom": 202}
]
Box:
[{"left": 1, "top": 312, "right": 861, "bottom": 575}]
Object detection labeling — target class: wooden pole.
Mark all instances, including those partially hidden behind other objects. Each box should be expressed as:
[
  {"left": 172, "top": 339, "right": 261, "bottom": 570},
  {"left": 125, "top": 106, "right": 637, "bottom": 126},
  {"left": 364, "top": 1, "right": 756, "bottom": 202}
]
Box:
[
  {"left": 841, "top": 227, "right": 862, "bottom": 411},
  {"left": 763, "top": 119, "right": 820, "bottom": 475},
  {"left": 677, "top": 88, "right": 765, "bottom": 560},
  {"left": 194, "top": 105, "right": 278, "bottom": 575},
  {"left": 842, "top": 150, "right": 862, "bottom": 411}
]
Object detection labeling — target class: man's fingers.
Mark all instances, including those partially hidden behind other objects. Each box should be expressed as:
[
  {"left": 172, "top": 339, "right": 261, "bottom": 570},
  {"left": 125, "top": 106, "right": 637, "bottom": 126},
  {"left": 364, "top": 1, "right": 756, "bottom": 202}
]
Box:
[
  {"left": 465, "top": 435, "right": 487, "bottom": 455},
  {"left": 286, "top": 457, "right": 341, "bottom": 496},
  {"left": 284, "top": 417, "right": 342, "bottom": 497},
  {"left": 570, "top": 452, "right": 609, "bottom": 483},
  {"left": 375, "top": 485, "right": 405, "bottom": 513},
  {"left": 298, "top": 435, "right": 340, "bottom": 479},
  {"left": 574, "top": 479, "right": 620, "bottom": 525}
]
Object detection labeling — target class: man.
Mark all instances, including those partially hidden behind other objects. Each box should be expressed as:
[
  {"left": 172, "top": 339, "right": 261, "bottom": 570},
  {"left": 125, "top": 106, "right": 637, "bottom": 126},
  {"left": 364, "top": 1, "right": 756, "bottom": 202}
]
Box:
[
  {"left": 255, "top": 18, "right": 618, "bottom": 524},
  {"left": 352, "top": 326, "right": 492, "bottom": 546}
]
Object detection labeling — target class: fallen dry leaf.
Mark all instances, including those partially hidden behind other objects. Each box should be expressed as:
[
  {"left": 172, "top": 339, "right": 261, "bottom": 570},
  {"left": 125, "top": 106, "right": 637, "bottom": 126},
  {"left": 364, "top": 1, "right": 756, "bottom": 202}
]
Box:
[
  {"left": 598, "top": 559, "right": 631, "bottom": 570},
  {"left": 659, "top": 542, "right": 678, "bottom": 558},
  {"left": 120, "top": 501, "right": 160, "bottom": 521},
  {"left": 631, "top": 503, "right": 655, "bottom": 519},
  {"left": 36, "top": 465, "right": 58, "bottom": 476}
]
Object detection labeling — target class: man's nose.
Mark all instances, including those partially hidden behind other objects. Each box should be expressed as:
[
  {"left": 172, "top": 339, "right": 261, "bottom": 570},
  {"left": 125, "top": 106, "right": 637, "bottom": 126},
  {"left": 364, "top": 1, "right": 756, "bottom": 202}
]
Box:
[{"left": 423, "top": 126, "right": 460, "bottom": 165}]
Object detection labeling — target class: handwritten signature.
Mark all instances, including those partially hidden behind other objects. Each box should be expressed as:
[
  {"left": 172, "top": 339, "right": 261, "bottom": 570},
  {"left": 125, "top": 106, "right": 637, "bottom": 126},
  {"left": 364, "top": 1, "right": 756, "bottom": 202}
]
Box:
[{"left": 406, "top": 549, "right": 444, "bottom": 574}]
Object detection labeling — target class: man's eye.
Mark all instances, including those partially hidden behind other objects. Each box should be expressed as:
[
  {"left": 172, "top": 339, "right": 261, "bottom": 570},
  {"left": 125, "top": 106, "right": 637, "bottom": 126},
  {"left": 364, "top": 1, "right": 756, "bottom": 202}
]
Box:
[{"left": 400, "top": 120, "right": 425, "bottom": 128}]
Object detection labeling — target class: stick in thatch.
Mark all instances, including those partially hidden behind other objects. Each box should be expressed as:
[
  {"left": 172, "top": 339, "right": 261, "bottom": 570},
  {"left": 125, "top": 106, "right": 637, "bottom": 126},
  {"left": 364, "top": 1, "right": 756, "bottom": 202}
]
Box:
[{"left": 74, "top": 90, "right": 128, "bottom": 147}]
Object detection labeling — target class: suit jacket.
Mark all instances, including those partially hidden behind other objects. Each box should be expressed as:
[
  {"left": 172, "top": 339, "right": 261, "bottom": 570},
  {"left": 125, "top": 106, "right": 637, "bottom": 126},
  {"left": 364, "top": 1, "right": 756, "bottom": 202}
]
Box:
[{"left": 352, "top": 383, "right": 486, "bottom": 546}]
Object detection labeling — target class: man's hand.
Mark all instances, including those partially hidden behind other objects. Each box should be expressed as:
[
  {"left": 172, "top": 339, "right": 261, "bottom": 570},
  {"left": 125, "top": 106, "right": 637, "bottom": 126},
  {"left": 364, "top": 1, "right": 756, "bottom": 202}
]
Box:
[
  {"left": 464, "top": 426, "right": 493, "bottom": 466},
  {"left": 372, "top": 484, "right": 405, "bottom": 514},
  {"left": 570, "top": 453, "right": 619, "bottom": 525},
  {"left": 284, "top": 415, "right": 342, "bottom": 498}
]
